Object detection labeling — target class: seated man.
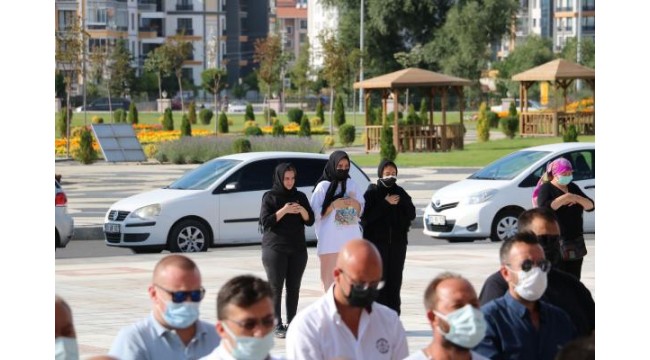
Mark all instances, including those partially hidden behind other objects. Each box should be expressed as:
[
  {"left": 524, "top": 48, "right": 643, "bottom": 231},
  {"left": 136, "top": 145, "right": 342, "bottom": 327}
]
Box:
[
  {"left": 474, "top": 232, "right": 576, "bottom": 360},
  {"left": 406, "top": 272, "right": 488, "bottom": 360},
  {"left": 200, "top": 274, "right": 281, "bottom": 360},
  {"left": 285, "top": 239, "right": 408, "bottom": 359},
  {"left": 109, "top": 254, "right": 220, "bottom": 360},
  {"left": 478, "top": 207, "right": 595, "bottom": 336}
]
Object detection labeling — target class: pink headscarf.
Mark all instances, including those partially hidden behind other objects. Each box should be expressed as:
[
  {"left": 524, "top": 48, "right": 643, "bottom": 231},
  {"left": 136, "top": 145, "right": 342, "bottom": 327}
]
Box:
[{"left": 532, "top": 157, "right": 573, "bottom": 206}]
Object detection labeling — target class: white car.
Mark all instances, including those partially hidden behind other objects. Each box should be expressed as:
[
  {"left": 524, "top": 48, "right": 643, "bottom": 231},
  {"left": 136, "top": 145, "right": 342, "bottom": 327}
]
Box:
[
  {"left": 227, "top": 102, "right": 247, "bottom": 113},
  {"left": 56, "top": 180, "right": 74, "bottom": 248},
  {"left": 423, "top": 142, "right": 595, "bottom": 242},
  {"left": 104, "top": 152, "right": 371, "bottom": 253}
]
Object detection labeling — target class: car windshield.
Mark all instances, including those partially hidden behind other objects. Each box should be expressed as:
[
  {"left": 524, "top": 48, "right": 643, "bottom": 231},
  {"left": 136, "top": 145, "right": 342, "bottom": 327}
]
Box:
[
  {"left": 167, "top": 159, "right": 241, "bottom": 190},
  {"left": 469, "top": 150, "right": 550, "bottom": 180}
]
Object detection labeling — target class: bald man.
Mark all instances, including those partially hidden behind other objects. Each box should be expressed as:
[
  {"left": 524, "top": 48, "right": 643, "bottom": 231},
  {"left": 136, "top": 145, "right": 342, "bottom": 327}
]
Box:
[
  {"left": 109, "top": 254, "right": 220, "bottom": 360},
  {"left": 286, "top": 239, "right": 408, "bottom": 360},
  {"left": 56, "top": 295, "right": 79, "bottom": 360}
]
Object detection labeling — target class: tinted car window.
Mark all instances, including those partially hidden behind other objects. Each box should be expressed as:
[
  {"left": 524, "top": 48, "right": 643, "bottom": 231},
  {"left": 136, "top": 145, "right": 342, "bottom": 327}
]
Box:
[
  {"left": 470, "top": 150, "right": 549, "bottom": 181},
  {"left": 290, "top": 158, "right": 327, "bottom": 187},
  {"left": 518, "top": 149, "right": 595, "bottom": 187},
  {"left": 220, "top": 159, "right": 278, "bottom": 192},
  {"left": 168, "top": 159, "right": 241, "bottom": 190}
]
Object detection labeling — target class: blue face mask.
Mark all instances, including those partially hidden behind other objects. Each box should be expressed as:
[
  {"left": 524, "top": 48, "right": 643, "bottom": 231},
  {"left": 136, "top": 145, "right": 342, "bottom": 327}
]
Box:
[
  {"left": 55, "top": 337, "right": 79, "bottom": 360},
  {"left": 557, "top": 175, "right": 573, "bottom": 185},
  {"left": 433, "top": 304, "right": 487, "bottom": 349},
  {"left": 223, "top": 322, "right": 275, "bottom": 360},
  {"left": 163, "top": 301, "right": 200, "bottom": 329}
]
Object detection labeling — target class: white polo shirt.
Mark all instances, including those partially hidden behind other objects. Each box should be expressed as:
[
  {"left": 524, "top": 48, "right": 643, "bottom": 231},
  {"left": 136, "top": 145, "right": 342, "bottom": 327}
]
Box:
[{"left": 285, "top": 285, "right": 409, "bottom": 360}]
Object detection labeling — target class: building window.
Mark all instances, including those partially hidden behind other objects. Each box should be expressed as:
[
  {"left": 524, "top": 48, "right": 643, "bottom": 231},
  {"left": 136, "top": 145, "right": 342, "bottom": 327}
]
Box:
[
  {"left": 286, "top": 26, "right": 293, "bottom": 34},
  {"left": 286, "top": 39, "right": 293, "bottom": 48},
  {"left": 176, "top": 0, "right": 193, "bottom": 11},
  {"left": 533, "top": 18, "right": 536, "bottom": 27},
  {"left": 177, "top": 18, "right": 193, "bottom": 35},
  {"left": 57, "top": 10, "right": 76, "bottom": 30},
  {"left": 131, "top": 13, "right": 134, "bottom": 31},
  {"left": 300, "top": 19, "right": 307, "bottom": 30}
]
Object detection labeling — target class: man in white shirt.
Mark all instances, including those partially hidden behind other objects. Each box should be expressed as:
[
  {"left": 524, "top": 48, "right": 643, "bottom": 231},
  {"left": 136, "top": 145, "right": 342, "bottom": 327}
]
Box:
[
  {"left": 285, "top": 239, "right": 408, "bottom": 360},
  {"left": 405, "top": 272, "right": 488, "bottom": 360},
  {"left": 200, "top": 275, "right": 281, "bottom": 360}
]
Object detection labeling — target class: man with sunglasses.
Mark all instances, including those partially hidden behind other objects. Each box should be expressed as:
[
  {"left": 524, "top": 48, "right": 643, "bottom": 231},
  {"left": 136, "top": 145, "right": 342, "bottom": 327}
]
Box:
[
  {"left": 473, "top": 232, "right": 576, "bottom": 360},
  {"left": 285, "top": 239, "right": 408, "bottom": 360},
  {"left": 200, "top": 275, "right": 281, "bottom": 360},
  {"left": 109, "top": 255, "right": 220, "bottom": 360},
  {"left": 478, "top": 207, "right": 595, "bottom": 336}
]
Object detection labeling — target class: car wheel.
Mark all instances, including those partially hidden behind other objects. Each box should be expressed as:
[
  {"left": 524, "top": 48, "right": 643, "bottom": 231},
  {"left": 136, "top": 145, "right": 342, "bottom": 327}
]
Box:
[
  {"left": 130, "top": 247, "right": 164, "bottom": 254},
  {"left": 490, "top": 208, "right": 523, "bottom": 242},
  {"left": 168, "top": 219, "right": 210, "bottom": 253}
]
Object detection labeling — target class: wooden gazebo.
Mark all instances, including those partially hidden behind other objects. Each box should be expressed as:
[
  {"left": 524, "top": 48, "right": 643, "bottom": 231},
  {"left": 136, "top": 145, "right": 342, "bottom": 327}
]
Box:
[
  {"left": 512, "top": 59, "right": 595, "bottom": 137},
  {"left": 353, "top": 68, "right": 472, "bottom": 153}
]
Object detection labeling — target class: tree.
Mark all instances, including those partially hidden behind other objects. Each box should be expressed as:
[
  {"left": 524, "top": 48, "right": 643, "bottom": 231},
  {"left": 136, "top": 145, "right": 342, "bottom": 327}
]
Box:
[
  {"left": 127, "top": 102, "right": 139, "bottom": 124},
  {"left": 380, "top": 123, "right": 397, "bottom": 161},
  {"left": 180, "top": 114, "right": 192, "bottom": 137},
  {"left": 477, "top": 102, "right": 490, "bottom": 142},
  {"left": 254, "top": 35, "right": 286, "bottom": 125},
  {"left": 560, "top": 37, "right": 595, "bottom": 69},
  {"left": 188, "top": 101, "right": 197, "bottom": 124},
  {"left": 394, "top": 44, "right": 424, "bottom": 107},
  {"left": 160, "top": 35, "right": 193, "bottom": 113},
  {"left": 107, "top": 39, "right": 135, "bottom": 98},
  {"left": 201, "top": 68, "right": 228, "bottom": 115},
  {"left": 55, "top": 15, "right": 87, "bottom": 157},
  {"left": 290, "top": 37, "right": 312, "bottom": 109},
  {"left": 493, "top": 35, "right": 554, "bottom": 98},
  {"left": 319, "top": 30, "right": 350, "bottom": 134},
  {"left": 143, "top": 46, "right": 173, "bottom": 99},
  {"left": 334, "top": 95, "right": 346, "bottom": 127}
]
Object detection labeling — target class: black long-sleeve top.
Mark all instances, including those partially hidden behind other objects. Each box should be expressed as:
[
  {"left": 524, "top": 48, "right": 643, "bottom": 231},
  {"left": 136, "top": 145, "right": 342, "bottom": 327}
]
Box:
[
  {"left": 360, "top": 183, "right": 416, "bottom": 245},
  {"left": 259, "top": 190, "right": 315, "bottom": 253}
]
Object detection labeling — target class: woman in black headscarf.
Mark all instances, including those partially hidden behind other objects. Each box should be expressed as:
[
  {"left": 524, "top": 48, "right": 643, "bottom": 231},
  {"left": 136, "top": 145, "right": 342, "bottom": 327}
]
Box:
[
  {"left": 259, "top": 163, "right": 314, "bottom": 338},
  {"left": 310, "top": 150, "right": 365, "bottom": 291},
  {"left": 360, "top": 159, "right": 416, "bottom": 315}
]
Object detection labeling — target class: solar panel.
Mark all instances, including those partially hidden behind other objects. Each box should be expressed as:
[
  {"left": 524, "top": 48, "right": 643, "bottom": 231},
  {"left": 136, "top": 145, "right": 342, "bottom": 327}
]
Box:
[{"left": 91, "top": 124, "right": 147, "bottom": 162}]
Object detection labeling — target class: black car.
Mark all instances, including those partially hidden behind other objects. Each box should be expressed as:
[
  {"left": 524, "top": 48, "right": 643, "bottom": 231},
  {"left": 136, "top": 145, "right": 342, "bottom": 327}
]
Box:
[{"left": 75, "top": 97, "right": 131, "bottom": 112}]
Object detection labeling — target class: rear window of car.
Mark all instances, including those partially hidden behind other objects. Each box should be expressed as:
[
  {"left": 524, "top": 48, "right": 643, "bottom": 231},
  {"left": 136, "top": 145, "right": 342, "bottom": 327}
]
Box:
[{"left": 469, "top": 150, "right": 549, "bottom": 181}]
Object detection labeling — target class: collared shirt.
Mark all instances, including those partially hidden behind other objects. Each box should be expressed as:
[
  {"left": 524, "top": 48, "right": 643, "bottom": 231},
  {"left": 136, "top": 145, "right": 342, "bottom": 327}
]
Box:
[
  {"left": 285, "top": 285, "right": 409, "bottom": 360},
  {"left": 474, "top": 292, "right": 576, "bottom": 360},
  {"left": 109, "top": 313, "right": 220, "bottom": 360},
  {"left": 403, "top": 349, "right": 488, "bottom": 360},
  {"left": 199, "top": 343, "right": 283, "bottom": 360}
]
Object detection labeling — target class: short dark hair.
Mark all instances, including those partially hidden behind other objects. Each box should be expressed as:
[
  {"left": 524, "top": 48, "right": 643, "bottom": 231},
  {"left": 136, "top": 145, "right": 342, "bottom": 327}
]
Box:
[
  {"left": 423, "top": 272, "right": 464, "bottom": 310},
  {"left": 499, "top": 231, "right": 540, "bottom": 265},
  {"left": 217, "top": 275, "right": 273, "bottom": 320},
  {"left": 518, "top": 207, "right": 559, "bottom": 232}
]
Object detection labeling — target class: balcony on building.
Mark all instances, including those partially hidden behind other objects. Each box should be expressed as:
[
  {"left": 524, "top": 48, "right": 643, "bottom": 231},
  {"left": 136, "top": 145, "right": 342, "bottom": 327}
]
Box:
[
  {"left": 177, "top": 28, "right": 194, "bottom": 35},
  {"left": 140, "top": 18, "right": 164, "bottom": 37},
  {"left": 176, "top": 1, "right": 194, "bottom": 11},
  {"left": 555, "top": 6, "right": 573, "bottom": 12},
  {"left": 139, "top": 0, "right": 163, "bottom": 12}
]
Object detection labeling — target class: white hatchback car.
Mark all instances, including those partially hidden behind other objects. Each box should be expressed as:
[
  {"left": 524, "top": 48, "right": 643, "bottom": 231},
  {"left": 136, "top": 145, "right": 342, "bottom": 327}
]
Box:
[
  {"left": 104, "top": 152, "right": 370, "bottom": 253},
  {"left": 423, "top": 142, "right": 595, "bottom": 242},
  {"left": 55, "top": 180, "right": 74, "bottom": 248}
]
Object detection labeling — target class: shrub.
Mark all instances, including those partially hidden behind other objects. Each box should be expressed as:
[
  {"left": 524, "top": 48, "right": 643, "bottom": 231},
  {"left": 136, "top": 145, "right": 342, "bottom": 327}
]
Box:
[
  {"left": 57, "top": 107, "right": 72, "bottom": 138},
  {"left": 143, "top": 144, "right": 157, "bottom": 159},
  {"left": 272, "top": 121, "right": 285, "bottom": 137},
  {"left": 334, "top": 95, "right": 346, "bottom": 127},
  {"left": 500, "top": 116, "right": 519, "bottom": 139},
  {"left": 338, "top": 124, "right": 355, "bottom": 146},
  {"left": 386, "top": 111, "right": 403, "bottom": 123},
  {"left": 487, "top": 111, "right": 500, "bottom": 128},
  {"left": 127, "top": 102, "right": 138, "bottom": 124},
  {"left": 310, "top": 117, "right": 323, "bottom": 127},
  {"left": 188, "top": 101, "right": 197, "bottom": 124},
  {"left": 162, "top": 108, "right": 174, "bottom": 130},
  {"left": 563, "top": 124, "right": 579, "bottom": 142},
  {"left": 218, "top": 111, "right": 229, "bottom": 133},
  {"left": 180, "top": 114, "right": 192, "bottom": 137},
  {"left": 74, "top": 127, "right": 98, "bottom": 164},
  {"left": 244, "top": 125, "right": 264, "bottom": 136},
  {"left": 419, "top": 98, "right": 428, "bottom": 125},
  {"left": 476, "top": 102, "right": 490, "bottom": 142},
  {"left": 233, "top": 138, "right": 252, "bottom": 153},
  {"left": 323, "top": 136, "right": 335, "bottom": 148},
  {"left": 199, "top": 108, "right": 214, "bottom": 125},
  {"left": 299, "top": 115, "right": 311, "bottom": 137},
  {"left": 245, "top": 103, "right": 255, "bottom": 121},
  {"left": 287, "top": 108, "right": 304, "bottom": 124},
  {"left": 508, "top": 101, "right": 518, "bottom": 117},
  {"left": 264, "top": 108, "right": 277, "bottom": 119},
  {"left": 380, "top": 124, "right": 397, "bottom": 162},
  {"left": 113, "top": 109, "right": 126, "bottom": 123},
  {"left": 316, "top": 100, "right": 325, "bottom": 126},
  {"left": 243, "top": 120, "right": 258, "bottom": 129},
  {"left": 406, "top": 104, "right": 419, "bottom": 125},
  {"left": 92, "top": 116, "right": 104, "bottom": 124}
]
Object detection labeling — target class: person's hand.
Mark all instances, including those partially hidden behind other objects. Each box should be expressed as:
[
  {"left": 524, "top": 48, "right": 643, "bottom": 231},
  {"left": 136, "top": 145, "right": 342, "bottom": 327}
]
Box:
[
  {"left": 385, "top": 194, "right": 400, "bottom": 205},
  {"left": 282, "top": 202, "right": 301, "bottom": 214},
  {"left": 559, "top": 193, "right": 576, "bottom": 206}
]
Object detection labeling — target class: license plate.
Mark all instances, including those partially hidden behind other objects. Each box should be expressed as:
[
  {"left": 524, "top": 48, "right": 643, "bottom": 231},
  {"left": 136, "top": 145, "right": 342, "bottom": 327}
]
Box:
[
  {"left": 104, "top": 223, "right": 120, "bottom": 233},
  {"left": 428, "top": 215, "right": 446, "bottom": 226}
]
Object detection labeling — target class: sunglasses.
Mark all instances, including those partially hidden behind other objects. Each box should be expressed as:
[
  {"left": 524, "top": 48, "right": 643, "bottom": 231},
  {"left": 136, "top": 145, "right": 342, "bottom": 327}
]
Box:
[
  {"left": 339, "top": 269, "right": 385, "bottom": 291},
  {"left": 509, "top": 259, "right": 552, "bottom": 273},
  {"left": 155, "top": 285, "right": 205, "bottom": 303},
  {"left": 227, "top": 315, "right": 276, "bottom": 331}
]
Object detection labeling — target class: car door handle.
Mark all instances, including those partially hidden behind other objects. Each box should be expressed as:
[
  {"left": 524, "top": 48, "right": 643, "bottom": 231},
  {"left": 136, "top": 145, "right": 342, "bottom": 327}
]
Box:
[{"left": 584, "top": 185, "right": 595, "bottom": 189}]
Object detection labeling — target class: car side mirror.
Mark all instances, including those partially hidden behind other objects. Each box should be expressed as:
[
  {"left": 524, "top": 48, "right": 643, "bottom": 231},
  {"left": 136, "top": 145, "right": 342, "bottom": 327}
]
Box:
[{"left": 224, "top": 182, "right": 238, "bottom": 191}]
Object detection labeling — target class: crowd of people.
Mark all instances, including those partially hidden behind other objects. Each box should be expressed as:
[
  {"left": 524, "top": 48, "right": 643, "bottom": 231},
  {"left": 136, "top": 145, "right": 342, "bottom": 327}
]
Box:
[{"left": 56, "top": 154, "right": 594, "bottom": 360}]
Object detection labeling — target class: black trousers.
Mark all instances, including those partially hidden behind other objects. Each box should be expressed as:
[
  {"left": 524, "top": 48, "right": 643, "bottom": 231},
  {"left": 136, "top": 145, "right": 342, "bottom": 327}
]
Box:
[
  {"left": 373, "top": 241, "right": 407, "bottom": 315},
  {"left": 262, "top": 246, "right": 308, "bottom": 324},
  {"left": 558, "top": 258, "right": 584, "bottom": 280}
]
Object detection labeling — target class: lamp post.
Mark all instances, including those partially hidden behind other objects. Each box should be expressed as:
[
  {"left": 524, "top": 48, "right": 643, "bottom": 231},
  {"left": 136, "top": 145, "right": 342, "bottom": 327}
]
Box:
[{"left": 359, "top": 0, "right": 364, "bottom": 114}]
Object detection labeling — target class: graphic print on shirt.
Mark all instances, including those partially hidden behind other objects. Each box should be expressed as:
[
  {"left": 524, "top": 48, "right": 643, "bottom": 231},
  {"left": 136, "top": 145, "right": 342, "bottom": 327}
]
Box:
[
  {"left": 376, "top": 338, "right": 390, "bottom": 354},
  {"left": 334, "top": 207, "right": 358, "bottom": 226}
]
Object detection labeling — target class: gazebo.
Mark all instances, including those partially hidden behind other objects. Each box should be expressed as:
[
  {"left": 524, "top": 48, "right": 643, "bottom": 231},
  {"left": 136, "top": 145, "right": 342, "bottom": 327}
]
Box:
[
  {"left": 512, "top": 59, "right": 595, "bottom": 137},
  {"left": 353, "top": 68, "right": 472, "bottom": 153}
]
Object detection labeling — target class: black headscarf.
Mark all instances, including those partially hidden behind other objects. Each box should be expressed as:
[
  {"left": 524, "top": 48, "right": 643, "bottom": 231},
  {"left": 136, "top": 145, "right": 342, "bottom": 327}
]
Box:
[
  {"left": 376, "top": 159, "right": 398, "bottom": 194},
  {"left": 270, "top": 162, "right": 297, "bottom": 197},
  {"left": 314, "top": 150, "right": 350, "bottom": 215}
]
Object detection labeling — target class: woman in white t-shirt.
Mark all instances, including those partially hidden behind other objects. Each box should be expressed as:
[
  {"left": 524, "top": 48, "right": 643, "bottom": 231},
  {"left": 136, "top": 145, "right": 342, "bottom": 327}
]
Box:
[{"left": 310, "top": 151, "right": 365, "bottom": 291}]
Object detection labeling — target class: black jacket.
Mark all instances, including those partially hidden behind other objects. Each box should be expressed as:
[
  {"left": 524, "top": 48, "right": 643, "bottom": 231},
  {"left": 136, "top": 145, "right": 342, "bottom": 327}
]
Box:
[{"left": 360, "top": 183, "right": 416, "bottom": 245}]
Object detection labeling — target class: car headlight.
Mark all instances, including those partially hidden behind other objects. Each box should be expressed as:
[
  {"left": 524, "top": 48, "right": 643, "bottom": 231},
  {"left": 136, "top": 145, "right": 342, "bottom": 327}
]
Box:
[
  {"left": 130, "top": 204, "right": 161, "bottom": 220},
  {"left": 466, "top": 189, "right": 498, "bottom": 205}
]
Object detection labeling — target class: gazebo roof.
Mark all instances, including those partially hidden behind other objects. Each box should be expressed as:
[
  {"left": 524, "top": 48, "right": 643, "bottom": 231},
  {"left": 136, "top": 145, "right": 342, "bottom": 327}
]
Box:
[
  {"left": 512, "top": 59, "right": 595, "bottom": 82},
  {"left": 353, "top": 67, "right": 472, "bottom": 89}
]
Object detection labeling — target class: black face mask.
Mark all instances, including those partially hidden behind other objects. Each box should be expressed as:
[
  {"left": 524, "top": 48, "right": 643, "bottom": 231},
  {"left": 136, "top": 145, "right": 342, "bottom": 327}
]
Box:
[
  {"left": 379, "top": 176, "right": 397, "bottom": 188},
  {"left": 538, "top": 234, "right": 562, "bottom": 266},
  {"left": 335, "top": 169, "right": 350, "bottom": 180},
  {"left": 345, "top": 285, "right": 379, "bottom": 308}
]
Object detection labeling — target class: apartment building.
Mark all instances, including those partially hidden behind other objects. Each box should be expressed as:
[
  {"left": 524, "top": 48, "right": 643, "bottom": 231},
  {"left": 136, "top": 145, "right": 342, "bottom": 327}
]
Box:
[
  {"left": 554, "top": 0, "right": 594, "bottom": 51},
  {"left": 307, "top": 0, "right": 337, "bottom": 71},
  {"left": 275, "top": 0, "right": 308, "bottom": 65}
]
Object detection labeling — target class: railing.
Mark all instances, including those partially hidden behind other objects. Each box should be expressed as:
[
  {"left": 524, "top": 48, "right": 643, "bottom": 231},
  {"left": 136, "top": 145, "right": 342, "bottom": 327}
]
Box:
[
  {"left": 520, "top": 111, "right": 594, "bottom": 136},
  {"left": 176, "top": 28, "right": 194, "bottom": 35},
  {"left": 555, "top": 6, "right": 573, "bottom": 11},
  {"left": 138, "top": 4, "right": 156, "bottom": 11},
  {"left": 176, "top": 4, "right": 194, "bottom": 11},
  {"left": 365, "top": 124, "right": 465, "bottom": 153}
]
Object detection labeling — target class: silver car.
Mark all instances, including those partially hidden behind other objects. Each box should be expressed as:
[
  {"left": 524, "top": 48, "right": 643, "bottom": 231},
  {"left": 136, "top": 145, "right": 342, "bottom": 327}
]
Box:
[{"left": 56, "top": 180, "right": 74, "bottom": 248}]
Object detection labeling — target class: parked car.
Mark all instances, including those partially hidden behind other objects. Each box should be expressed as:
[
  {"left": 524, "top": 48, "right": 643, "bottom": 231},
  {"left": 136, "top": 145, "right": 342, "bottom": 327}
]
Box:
[
  {"left": 103, "top": 152, "right": 371, "bottom": 253},
  {"left": 56, "top": 180, "right": 74, "bottom": 248},
  {"left": 422, "top": 142, "right": 595, "bottom": 242},
  {"left": 75, "top": 97, "right": 131, "bottom": 112},
  {"left": 227, "top": 101, "right": 247, "bottom": 113}
]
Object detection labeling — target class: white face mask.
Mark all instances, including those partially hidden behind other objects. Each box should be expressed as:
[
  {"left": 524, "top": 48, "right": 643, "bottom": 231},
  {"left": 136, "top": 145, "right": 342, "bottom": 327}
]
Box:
[
  {"left": 433, "top": 304, "right": 487, "bottom": 349},
  {"left": 55, "top": 337, "right": 79, "bottom": 360},
  {"left": 223, "top": 322, "right": 274, "bottom": 360},
  {"left": 512, "top": 267, "right": 548, "bottom": 301}
]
